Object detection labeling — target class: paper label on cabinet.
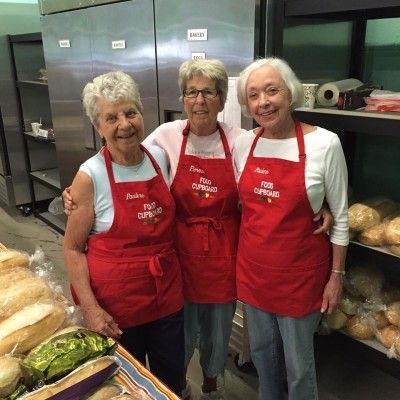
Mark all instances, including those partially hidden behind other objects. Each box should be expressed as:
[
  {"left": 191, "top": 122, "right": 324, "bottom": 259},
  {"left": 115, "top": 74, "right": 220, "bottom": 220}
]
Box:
[
  {"left": 58, "top": 40, "right": 71, "bottom": 48},
  {"left": 112, "top": 40, "right": 126, "bottom": 49},
  {"left": 187, "top": 29, "right": 208, "bottom": 41},
  {"left": 192, "top": 52, "right": 206, "bottom": 60}
]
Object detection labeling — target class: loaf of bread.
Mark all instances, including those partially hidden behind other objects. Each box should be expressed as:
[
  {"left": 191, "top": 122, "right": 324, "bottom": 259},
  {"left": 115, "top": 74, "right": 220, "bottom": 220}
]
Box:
[
  {"left": 21, "top": 356, "right": 120, "bottom": 400},
  {"left": 376, "top": 325, "right": 400, "bottom": 348},
  {"left": 0, "top": 356, "right": 28, "bottom": 397},
  {"left": 348, "top": 199, "right": 397, "bottom": 232},
  {"left": 0, "top": 250, "right": 29, "bottom": 271},
  {"left": 0, "top": 267, "right": 34, "bottom": 290},
  {"left": 85, "top": 383, "right": 122, "bottom": 399},
  {"left": 384, "top": 216, "right": 400, "bottom": 245},
  {"left": 385, "top": 301, "right": 400, "bottom": 327},
  {"left": 358, "top": 222, "right": 386, "bottom": 246},
  {"left": 325, "top": 309, "right": 349, "bottom": 330},
  {"left": 347, "top": 264, "right": 385, "bottom": 299},
  {"left": 345, "top": 315, "right": 375, "bottom": 339},
  {"left": 0, "top": 277, "right": 52, "bottom": 320},
  {"left": 0, "top": 302, "right": 65, "bottom": 356}
]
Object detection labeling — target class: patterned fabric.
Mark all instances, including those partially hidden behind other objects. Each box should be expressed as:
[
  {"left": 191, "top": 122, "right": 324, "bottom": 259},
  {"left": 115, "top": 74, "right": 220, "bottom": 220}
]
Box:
[{"left": 114, "top": 345, "right": 180, "bottom": 400}]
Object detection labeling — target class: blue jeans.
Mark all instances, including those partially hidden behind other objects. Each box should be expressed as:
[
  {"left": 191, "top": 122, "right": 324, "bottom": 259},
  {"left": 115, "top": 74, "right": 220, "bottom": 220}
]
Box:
[
  {"left": 245, "top": 304, "right": 321, "bottom": 400},
  {"left": 184, "top": 301, "right": 236, "bottom": 377}
]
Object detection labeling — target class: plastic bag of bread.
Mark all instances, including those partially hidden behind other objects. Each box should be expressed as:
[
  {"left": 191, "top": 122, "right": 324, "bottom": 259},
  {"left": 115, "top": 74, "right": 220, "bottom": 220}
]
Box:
[
  {"left": 0, "top": 355, "right": 31, "bottom": 399},
  {"left": 348, "top": 198, "right": 397, "bottom": 232},
  {"left": 339, "top": 290, "right": 362, "bottom": 315},
  {"left": 0, "top": 276, "right": 53, "bottom": 321},
  {"left": 0, "top": 250, "right": 29, "bottom": 271},
  {"left": 0, "top": 302, "right": 65, "bottom": 356},
  {"left": 324, "top": 309, "right": 349, "bottom": 330},
  {"left": 388, "top": 244, "right": 400, "bottom": 256},
  {"left": 23, "top": 327, "right": 117, "bottom": 383},
  {"left": 345, "top": 314, "right": 375, "bottom": 339},
  {"left": 370, "top": 311, "right": 390, "bottom": 330},
  {"left": 347, "top": 264, "right": 385, "bottom": 300},
  {"left": 376, "top": 325, "right": 400, "bottom": 349},
  {"left": 20, "top": 356, "right": 120, "bottom": 400},
  {"left": 385, "top": 301, "right": 400, "bottom": 327},
  {"left": 358, "top": 221, "right": 387, "bottom": 246},
  {"left": 384, "top": 216, "right": 400, "bottom": 245}
]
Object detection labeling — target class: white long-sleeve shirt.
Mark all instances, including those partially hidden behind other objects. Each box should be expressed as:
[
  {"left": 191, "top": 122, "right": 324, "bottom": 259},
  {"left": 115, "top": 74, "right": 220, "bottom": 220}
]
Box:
[
  {"left": 143, "top": 119, "right": 244, "bottom": 181},
  {"left": 233, "top": 127, "right": 349, "bottom": 246}
]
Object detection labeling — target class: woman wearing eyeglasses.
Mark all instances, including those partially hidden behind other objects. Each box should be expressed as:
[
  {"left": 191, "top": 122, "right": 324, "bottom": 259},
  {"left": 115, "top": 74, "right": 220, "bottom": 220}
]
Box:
[{"left": 144, "top": 59, "right": 240, "bottom": 399}]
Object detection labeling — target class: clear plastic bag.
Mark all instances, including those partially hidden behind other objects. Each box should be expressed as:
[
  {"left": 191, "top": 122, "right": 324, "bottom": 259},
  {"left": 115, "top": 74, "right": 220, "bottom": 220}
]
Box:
[{"left": 48, "top": 196, "right": 64, "bottom": 215}]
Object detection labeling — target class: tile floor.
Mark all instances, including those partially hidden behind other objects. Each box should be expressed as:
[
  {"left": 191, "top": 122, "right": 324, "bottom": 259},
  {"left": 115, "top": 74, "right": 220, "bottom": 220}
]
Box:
[{"left": 2, "top": 204, "right": 400, "bottom": 400}]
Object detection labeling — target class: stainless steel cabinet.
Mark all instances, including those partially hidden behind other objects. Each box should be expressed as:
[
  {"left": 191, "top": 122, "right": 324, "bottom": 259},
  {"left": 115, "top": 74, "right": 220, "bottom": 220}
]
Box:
[{"left": 42, "top": 0, "right": 158, "bottom": 190}]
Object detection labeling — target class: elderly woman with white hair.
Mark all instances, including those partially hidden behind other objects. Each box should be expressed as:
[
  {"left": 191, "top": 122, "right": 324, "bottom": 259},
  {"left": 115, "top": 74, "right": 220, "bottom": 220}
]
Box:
[
  {"left": 63, "top": 71, "right": 184, "bottom": 395},
  {"left": 144, "top": 59, "right": 241, "bottom": 399},
  {"left": 233, "top": 57, "right": 349, "bottom": 400}
]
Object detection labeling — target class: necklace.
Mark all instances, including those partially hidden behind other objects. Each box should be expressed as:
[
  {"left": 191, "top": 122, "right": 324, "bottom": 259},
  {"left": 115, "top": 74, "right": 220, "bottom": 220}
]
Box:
[{"left": 128, "top": 153, "right": 146, "bottom": 173}]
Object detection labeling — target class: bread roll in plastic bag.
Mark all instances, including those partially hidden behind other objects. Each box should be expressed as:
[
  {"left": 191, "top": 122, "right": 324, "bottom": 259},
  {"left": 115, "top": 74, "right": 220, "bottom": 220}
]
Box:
[
  {"left": 358, "top": 222, "right": 387, "bottom": 246},
  {"left": 347, "top": 264, "right": 385, "bottom": 300},
  {"left": 376, "top": 325, "right": 400, "bottom": 348},
  {"left": 339, "top": 291, "right": 362, "bottom": 315},
  {"left": 385, "top": 216, "right": 400, "bottom": 245},
  {"left": 385, "top": 301, "right": 400, "bottom": 327},
  {"left": 345, "top": 315, "right": 375, "bottom": 339},
  {"left": 348, "top": 198, "right": 397, "bottom": 232},
  {"left": 324, "top": 309, "right": 349, "bottom": 330},
  {"left": 388, "top": 244, "right": 400, "bottom": 256}
]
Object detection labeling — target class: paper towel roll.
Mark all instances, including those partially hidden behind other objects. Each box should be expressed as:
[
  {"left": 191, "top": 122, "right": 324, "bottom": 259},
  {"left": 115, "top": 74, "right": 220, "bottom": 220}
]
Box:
[{"left": 316, "top": 79, "right": 363, "bottom": 107}]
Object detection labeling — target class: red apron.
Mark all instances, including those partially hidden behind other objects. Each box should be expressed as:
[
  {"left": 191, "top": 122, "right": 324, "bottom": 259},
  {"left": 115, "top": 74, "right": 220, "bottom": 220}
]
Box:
[
  {"left": 170, "top": 122, "right": 240, "bottom": 303},
  {"left": 72, "top": 145, "right": 183, "bottom": 328},
  {"left": 236, "top": 121, "right": 331, "bottom": 317}
]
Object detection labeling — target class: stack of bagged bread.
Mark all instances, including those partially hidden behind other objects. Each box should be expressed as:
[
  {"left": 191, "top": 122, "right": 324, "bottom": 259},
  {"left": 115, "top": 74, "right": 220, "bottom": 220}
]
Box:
[
  {"left": 323, "top": 261, "right": 400, "bottom": 359},
  {"left": 348, "top": 197, "right": 400, "bottom": 256},
  {"left": 0, "top": 246, "right": 140, "bottom": 400}
]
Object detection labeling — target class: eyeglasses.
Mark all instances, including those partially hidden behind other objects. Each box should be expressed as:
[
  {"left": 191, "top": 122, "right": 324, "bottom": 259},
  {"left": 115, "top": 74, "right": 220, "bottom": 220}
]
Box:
[{"left": 183, "top": 88, "right": 219, "bottom": 99}]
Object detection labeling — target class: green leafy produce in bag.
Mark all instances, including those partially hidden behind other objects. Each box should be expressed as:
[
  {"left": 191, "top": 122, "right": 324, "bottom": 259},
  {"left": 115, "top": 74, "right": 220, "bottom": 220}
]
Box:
[{"left": 22, "top": 328, "right": 116, "bottom": 383}]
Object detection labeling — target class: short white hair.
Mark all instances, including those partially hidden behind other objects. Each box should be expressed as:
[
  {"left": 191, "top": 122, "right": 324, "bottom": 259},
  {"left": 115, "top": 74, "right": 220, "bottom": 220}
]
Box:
[
  {"left": 82, "top": 71, "right": 143, "bottom": 124},
  {"left": 178, "top": 59, "right": 228, "bottom": 104},
  {"left": 236, "top": 57, "right": 304, "bottom": 117}
]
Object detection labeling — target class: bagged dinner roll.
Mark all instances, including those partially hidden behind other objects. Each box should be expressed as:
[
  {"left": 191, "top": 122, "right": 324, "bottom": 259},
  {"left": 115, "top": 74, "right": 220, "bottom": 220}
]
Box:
[
  {"left": 347, "top": 264, "right": 385, "bottom": 299},
  {"left": 0, "top": 277, "right": 52, "bottom": 320},
  {"left": 384, "top": 216, "right": 400, "bottom": 245},
  {"left": 358, "top": 222, "right": 387, "bottom": 246},
  {"left": 0, "top": 356, "right": 30, "bottom": 398},
  {"left": 376, "top": 325, "right": 400, "bottom": 348},
  {"left": 385, "top": 301, "right": 400, "bottom": 327},
  {"left": 84, "top": 382, "right": 123, "bottom": 399},
  {"left": 345, "top": 315, "right": 375, "bottom": 339},
  {"left": 325, "top": 309, "right": 349, "bottom": 330},
  {"left": 0, "top": 302, "right": 65, "bottom": 356},
  {"left": 348, "top": 199, "right": 397, "bottom": 232},
  {"left": 339, "top": 291, "right": 362, "bottom": 315},
  {"left": 0, "top": 250, "right": 29, "bottom": 271},
  {"left": 388, "top": 244, "right": 400, "bottom": 256},
  {"left": 20, "top": 356, "right": 120, "bottom": 400}
]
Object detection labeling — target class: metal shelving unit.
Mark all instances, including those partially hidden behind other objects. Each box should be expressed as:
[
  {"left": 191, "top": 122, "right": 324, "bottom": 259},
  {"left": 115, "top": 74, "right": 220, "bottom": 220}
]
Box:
[
  {"left": 8, "top": 32, "right": 64, "bottom": 233},
  {"left": 285, "top": 0, "right": 400, "bottom": 367}
]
